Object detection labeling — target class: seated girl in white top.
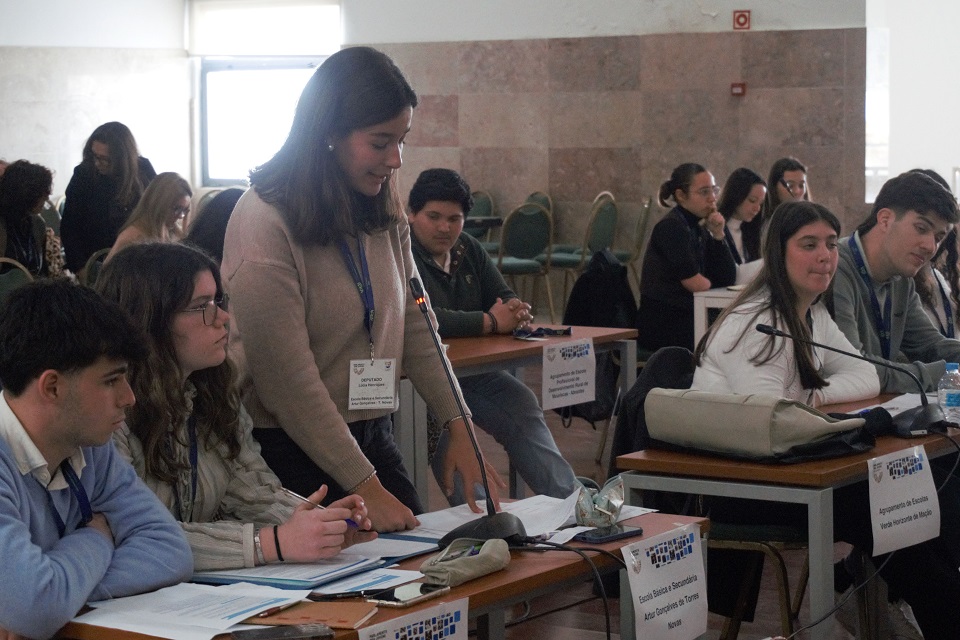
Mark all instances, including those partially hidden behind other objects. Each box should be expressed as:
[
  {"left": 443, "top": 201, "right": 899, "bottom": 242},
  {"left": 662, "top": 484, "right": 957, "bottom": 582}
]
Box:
[{"left": 693, "top": 200, "right": 880, "bottom": 406}]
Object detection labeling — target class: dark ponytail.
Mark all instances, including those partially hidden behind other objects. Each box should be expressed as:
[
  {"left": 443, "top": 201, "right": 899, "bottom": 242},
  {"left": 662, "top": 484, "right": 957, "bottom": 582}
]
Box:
[{"left": 658, "top": 163, "right": 707, "bottom": 208}]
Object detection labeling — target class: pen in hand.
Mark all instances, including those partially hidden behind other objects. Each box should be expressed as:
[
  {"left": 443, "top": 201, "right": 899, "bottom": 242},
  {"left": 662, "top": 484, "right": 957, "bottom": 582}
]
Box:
[{"left": 281, "top": 487, "right": 360, "bottom": 528}]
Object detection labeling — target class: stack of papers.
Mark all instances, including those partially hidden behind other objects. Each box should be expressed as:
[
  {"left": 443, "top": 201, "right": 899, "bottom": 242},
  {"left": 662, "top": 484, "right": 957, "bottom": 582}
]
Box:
[{"left": 193, "top": 554, "right": 383, "bottom": 589}]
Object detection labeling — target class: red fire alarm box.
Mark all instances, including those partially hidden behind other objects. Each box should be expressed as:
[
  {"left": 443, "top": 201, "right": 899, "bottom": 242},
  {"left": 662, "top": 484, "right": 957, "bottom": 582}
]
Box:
[{"left": 733, "top": 10, "right": 751, "bottom": 30}]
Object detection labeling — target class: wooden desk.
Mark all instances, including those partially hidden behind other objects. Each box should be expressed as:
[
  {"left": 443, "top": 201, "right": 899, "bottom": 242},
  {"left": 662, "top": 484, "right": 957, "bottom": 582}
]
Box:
[
  {"left": 396, "top": 326, "right": 638, "bottom": 501},
  {"left": 616, "top": 396, "right": 960, "bottom": 640},
  {"left": 59, "top": 512, "right": 705, "bottom": 640}
]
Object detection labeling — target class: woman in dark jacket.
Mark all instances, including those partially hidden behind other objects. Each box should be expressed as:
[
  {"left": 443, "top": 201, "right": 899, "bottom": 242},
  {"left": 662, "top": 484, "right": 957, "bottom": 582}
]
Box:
[{"left": 61, "top": 121, "right": 156, "bottom": 273}]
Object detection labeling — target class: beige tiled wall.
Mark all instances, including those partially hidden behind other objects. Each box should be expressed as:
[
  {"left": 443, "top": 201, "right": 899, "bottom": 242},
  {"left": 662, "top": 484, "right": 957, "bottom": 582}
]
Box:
[{"left": 376, "top": 28, "right": 867, "bottom": 257}]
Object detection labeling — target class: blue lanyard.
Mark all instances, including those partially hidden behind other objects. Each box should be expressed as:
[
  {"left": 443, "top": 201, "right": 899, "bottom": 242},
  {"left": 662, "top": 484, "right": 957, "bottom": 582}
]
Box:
[
  {"left": 848, "top": 235, "right": 892, "bottom": 358},
  {"left": 43, "top": 461, "right": 93, "bottom": 538},
  {"left": 338, "top": 237, "right": 376, "bottom": 360},
  {"left": 170, "top": 415, "right": 198, "bottom": 522},
  {"left": 935, "top": 273, "right": 955, "bottom": 338}
]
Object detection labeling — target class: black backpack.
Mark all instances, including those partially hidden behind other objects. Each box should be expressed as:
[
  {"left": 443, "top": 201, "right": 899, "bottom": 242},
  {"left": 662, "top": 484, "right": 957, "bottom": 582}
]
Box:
[{"left": 556, "top": 249, "right": 638, "bottom": 426}]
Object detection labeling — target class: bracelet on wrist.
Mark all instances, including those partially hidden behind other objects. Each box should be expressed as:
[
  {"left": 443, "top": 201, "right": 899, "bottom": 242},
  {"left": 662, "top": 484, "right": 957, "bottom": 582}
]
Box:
[
  {"left": 273, "top": 524, "right": 284, "bottom": 562},
  {"left": 348, "top": 470, "right": 377, "bottom": 493},
  {"left": 486, "top": 311, "right": 499, "bottom": 334},
  {"left": 253, "top": 527, "right": 266, "bottom": 565}
]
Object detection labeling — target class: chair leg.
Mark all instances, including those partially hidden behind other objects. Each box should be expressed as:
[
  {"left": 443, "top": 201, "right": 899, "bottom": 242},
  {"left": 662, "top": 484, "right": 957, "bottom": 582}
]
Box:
[
  {"left": 791, "top": 551, "right": 809, "bottom": 619},
  {"left": 541, "top": 272, "right": 556, "bottom": 323},
  {"left": 763, "top": 545, "right": 796, "bottom": 637},
  {"left": 594, "top": 418, "right": 610, "bottom": 465}
]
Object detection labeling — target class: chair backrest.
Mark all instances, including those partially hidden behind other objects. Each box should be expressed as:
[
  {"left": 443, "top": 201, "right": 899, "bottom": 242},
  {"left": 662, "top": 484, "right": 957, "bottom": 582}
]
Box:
[
  {"left": 629, "top": 197, "right": 654, "bottom": 261},
  {"left": 80, "top": 247, "right": 110, "bottom": 287},
  {"left": 525, "top": 191, "right": 553, "bottom": 215},
  {"left": 0, "top": 257, "right": 35, "bottom": 306},
  {"left": 40, "top": 202, "right": 61, "bottom": 235},
  {"left": 498, "top": 202, "right": 552, "bottom": 262},
  {"left": 584, "top": 191, "right": 619, "bottom": 254},
  {"left": 469, "top": 190, "right": 495, "bottom": 218}
]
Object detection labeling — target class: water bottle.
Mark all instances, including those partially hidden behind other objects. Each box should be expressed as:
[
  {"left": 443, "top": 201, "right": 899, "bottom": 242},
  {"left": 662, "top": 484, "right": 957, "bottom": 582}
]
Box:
[{"left": 938, "top": 363, "right": 960, "bottom": 423}]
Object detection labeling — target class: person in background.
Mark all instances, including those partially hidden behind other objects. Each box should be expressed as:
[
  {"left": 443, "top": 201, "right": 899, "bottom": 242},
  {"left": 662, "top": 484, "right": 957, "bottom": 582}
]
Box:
[
  {"left": 106, "top": 172, "right": 192, "bottom": 262},
  {"left": 908, "top": 170, "right": 959, "bottom": 339},
  {"left": 741, "top": 157, "right": 811, "bottom": 248},
  {"left": 828, "top": 170, "right": 960, "bottom": 393},
  {"left": 694, "top": 201, "right": 960, "bottom": 640},
  {"left": 636, "top": 162, "right": 736, "bottom": 352},
  {"left": 0, "top": 280, "right": 192, "bottom": 640},
  {"left": 407, "top": 168, "right": 577, "bottom": 504},
  {"left": 97, "top": 243, "right": 374, "bottom": 571},
  {"left": 61, "top": 122, "right": 156, "bottom": 274},
  {"left": 0, "top": 159, "right": 64, "bottom": 277},
  {"left": 222, "top": 47, "right": 503, "bottom": 532},
  {"left": 185, "top": 187, "right": 245, "bottom": 264},
  {"left": 717, "top": 167, "right": 767, "bottom": 266}
]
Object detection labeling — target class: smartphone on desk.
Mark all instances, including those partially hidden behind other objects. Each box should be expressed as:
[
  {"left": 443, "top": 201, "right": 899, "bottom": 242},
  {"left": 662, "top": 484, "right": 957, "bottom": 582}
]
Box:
[
  {"left": 367, "top": 582, "right": 451, "bottom": 608},
  {"left": 573, "top": 524, "right": 644, "bottom": 544},
  {"left": 231, "top": 623, "right": 334, "bottom": 639}
]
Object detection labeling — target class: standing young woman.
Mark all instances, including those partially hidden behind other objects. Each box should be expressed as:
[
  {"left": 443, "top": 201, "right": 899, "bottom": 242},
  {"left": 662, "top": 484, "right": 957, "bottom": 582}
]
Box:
[
  {"left": 106, "top": 172, "right": 192, "bottom": 261},
  {"left": 97, "top": 243, "right": 374, "bottom": 570},
  {"left": 222, "top": 46, "right": 503, "bottom": 533},
  {"left": 717, "top": 167, "right": 767, "bottom": 266},
  {"left": 61, "top": 122, "right": 156, "bottom": 273},
  {"left": 636, "top": 163, "right": 737, "bottom": 352},
  {"left": 693, "top": 202, "right": 960, "bottom": 640}
]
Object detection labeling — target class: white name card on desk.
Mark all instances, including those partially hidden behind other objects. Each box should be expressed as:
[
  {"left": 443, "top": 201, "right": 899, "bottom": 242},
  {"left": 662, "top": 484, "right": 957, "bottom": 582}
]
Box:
[
  {"left": 541, "top": 338, "right": 595, "bottom": 410},
  {"left": 868, "top": 446, "right": 940, "bottom": 555},
  {"left": 358, "top": 597, "right": 468, "bottom": 640},
  {"left": 622, "top": 523, "right": 707, "bottom": 640}
]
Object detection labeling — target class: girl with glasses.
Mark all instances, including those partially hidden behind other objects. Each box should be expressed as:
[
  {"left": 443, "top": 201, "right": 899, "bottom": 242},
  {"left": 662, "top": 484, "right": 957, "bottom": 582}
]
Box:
[
  {"left": 636, "top": 162, "right": 737, "bottom": 352},
  {"left": 96, "top": 242, "right": 374, "bottom": 570},
  {"left": 221, "top": 47, "right": 503, "bottom": 533},
  {"left": 106, "top": 172, "right": 192, "bottom": 262}
]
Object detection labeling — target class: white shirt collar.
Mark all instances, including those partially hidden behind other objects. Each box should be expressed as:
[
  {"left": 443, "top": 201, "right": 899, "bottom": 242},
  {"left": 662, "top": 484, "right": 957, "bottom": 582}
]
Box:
[{"left": 0, "top": 392, "right": 86, "bottom": 489}]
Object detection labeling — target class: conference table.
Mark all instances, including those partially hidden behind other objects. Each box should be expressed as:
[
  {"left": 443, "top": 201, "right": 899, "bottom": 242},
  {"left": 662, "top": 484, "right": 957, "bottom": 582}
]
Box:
[
  {"left": 58, "top": 511, "right": 708, "bottom": 640},
  {"left": 616, "top": 394, "right": 960, "bottom": 640},
  {"left": 396, "top": 325, "right": 638, "bottom": 501}
]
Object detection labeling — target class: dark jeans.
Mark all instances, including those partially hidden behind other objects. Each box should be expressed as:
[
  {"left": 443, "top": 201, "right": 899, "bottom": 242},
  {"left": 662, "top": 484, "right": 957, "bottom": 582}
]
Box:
[{"left": 253, "top": 415, "right": 424, "bottom": 515}]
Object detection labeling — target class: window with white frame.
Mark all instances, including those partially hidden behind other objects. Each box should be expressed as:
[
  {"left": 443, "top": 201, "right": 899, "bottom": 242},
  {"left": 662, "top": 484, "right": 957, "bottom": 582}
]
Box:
[{"left": 190, "top": 0, "right": 340, "bottom": 185}]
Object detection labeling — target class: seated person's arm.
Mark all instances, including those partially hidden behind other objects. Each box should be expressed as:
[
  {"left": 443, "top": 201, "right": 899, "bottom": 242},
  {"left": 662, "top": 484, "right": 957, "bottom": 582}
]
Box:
[{"left": 681, "top": 273, "right": 713, "bottom": 293}]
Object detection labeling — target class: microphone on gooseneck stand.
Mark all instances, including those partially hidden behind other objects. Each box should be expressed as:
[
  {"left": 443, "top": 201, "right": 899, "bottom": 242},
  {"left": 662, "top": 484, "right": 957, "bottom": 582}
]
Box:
[
  {"left": 755, "top": 324, "right": 945, "bottom": 438},
  {"left": 409, "top": 278, "right": 527, "bottom": 547}
]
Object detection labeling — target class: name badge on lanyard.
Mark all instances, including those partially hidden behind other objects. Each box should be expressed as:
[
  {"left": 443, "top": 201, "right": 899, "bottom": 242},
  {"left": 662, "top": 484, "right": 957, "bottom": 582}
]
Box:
[
  {"left": 43, "top": 461, "right": 93, "bottom": 539},
  {"left": 848, "top": 235, "right": 893, "bottom": 359},
  {"left": 339, "top": 237, "right": 397, "bottom": 410}
]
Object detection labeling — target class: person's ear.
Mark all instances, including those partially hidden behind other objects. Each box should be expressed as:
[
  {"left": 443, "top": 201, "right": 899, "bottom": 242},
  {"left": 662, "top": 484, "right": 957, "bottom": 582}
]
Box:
[
  {"left": 36, "top": 370, "right": 62, "bottom": 403},
  {"left": 875, "top": 208, "right": 896, "bottom": 232}
]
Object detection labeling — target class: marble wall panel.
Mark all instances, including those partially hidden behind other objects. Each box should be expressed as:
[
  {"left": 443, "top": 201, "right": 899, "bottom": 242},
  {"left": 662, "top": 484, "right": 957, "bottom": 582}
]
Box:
[
  {"left": 549, "top": 147, "right": 644, "bottom": 204},
  {"left": 739, "top": 87, "right": 845, "bottom": 149},
  {"left": 461, "top": 147, "right": 549, "bottom": 210},
  {"left": 641, "top": 32, "right": 742, "bottom": 92},
  {"left": 742, "top": 29, "right": 845, "bottom": 89},
  {"left": 548, "top": 91, "right": 643, "bottom": 148},
  {"left": 397, "top": 146, "right": 463, "bottom": 201},
  {"left": 547, "top": 36, "right": 643, "bottom": 92},
  {"left": 408, "top": 95, "right": 459, "bottom": 148},
  {"left": 376, "top": 42, "right": 461, "bottom": 96},
  {"left": 459, "top": 92, "right": 549, "bottom": 148},
  {"left": 459, "top": 40, "right": 549, "bottom": 93}
]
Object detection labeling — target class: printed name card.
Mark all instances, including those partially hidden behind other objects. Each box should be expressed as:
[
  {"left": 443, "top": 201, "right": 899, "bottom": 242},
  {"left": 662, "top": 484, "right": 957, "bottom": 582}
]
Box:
[
  {"left": 868, "top": 445, "right": 939, "bottom": 555},
  {"left": 541, "top": 338, "right": 596, "bottom": 410},
  {"left": 358, "top": 597, "right": 467, "bottom": 640},
  {"left": 348, "top": 358, "right": 397, "bottom": 410},
  {"left": 622, "top": 523, "right": 707, "bottom": 640}
]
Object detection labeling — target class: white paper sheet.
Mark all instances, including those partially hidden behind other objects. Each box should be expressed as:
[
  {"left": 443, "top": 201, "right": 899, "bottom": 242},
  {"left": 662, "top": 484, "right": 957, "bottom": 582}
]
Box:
[{"left": 312, "top": 569, "right": 423, "bottom": 595}]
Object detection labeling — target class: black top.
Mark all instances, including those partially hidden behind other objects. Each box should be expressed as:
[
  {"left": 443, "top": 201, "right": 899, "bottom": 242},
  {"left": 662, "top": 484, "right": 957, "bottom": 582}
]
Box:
[
  {"left": 639, "top": 205, "right": 736, "bottom": 311},
  {"left": 61, "top": 156, "right": 156, "bottom": 272}
]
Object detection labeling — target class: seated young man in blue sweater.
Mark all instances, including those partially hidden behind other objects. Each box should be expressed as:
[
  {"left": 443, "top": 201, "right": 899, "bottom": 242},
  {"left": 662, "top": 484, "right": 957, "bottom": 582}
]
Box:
[
  {"left": 0, "top": 280, "right": 193, "bottom": 639},
  {"left": 407, "top": 168, "right": 577, "bottom": 504}
]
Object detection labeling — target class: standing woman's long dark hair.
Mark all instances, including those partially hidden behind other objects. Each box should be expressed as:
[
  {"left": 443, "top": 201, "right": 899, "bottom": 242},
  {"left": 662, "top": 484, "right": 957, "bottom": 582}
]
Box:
[
  {"left": 82, "top": 122, "right": 149, "bottom": 211},
  {"left": 95, "top": 242, "right": 241, "bottom": 483},
  {"left": 695, "top": 201, "right": 841, "bottom": 390},
  {"left": 250, "top": 47, "right": 418, "bottom": 245}
]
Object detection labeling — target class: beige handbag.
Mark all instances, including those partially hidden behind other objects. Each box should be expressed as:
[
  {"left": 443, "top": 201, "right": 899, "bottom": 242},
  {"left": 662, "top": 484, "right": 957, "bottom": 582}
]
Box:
[{"left": 644, "top": 388, "right": 866, "bottom": 459}]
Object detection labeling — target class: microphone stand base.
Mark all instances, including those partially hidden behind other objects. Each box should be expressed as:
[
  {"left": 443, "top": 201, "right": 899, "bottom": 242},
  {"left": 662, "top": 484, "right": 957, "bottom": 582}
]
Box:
[
  {"left": 892, "top": 404, "right": 946, "bottom": 438},
  {"left": 438, "top": 511, "right": 528, "bottom": 548}
]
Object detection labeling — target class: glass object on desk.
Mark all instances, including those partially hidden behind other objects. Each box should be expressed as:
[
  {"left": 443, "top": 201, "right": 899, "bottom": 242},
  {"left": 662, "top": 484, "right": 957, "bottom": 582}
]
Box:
[{"left": 938, "top": 362, "right": 960, "bottom": 423}]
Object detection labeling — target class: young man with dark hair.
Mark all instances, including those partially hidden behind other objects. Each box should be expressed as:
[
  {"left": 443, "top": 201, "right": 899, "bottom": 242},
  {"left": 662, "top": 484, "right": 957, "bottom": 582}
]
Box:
[
  {"left": 830, "top": 170, "right": 960, "bottom": 392},
  {"left": 0, "top": 280, "right": 192, "bottom": 639},
  {"left": 407, "top": 168, "right": 577, "bottom": 504}
]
